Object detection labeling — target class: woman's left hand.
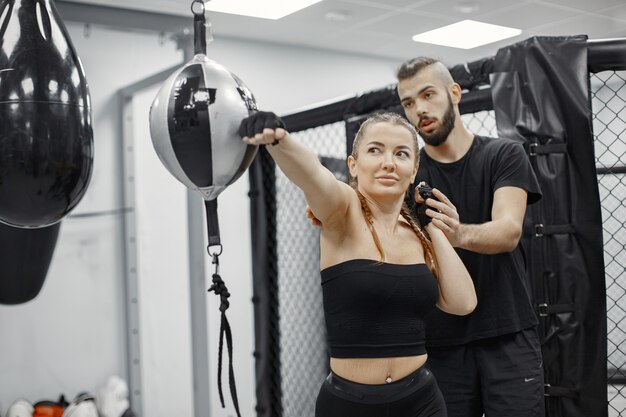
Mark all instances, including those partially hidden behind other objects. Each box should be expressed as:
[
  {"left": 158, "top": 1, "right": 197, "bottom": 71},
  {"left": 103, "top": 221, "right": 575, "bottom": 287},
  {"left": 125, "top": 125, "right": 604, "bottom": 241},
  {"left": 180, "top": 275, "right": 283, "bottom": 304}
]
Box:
[{"left": 424, "top": 188, "right": 462, "bottom": 247}]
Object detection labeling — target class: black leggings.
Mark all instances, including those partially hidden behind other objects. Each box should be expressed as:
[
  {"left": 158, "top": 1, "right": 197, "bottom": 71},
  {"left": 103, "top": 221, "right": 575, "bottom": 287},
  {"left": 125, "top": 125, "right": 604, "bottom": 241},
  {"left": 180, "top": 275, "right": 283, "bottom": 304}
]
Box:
[{"left": 315, "top": 366, "right": 447, "bottom": 417}]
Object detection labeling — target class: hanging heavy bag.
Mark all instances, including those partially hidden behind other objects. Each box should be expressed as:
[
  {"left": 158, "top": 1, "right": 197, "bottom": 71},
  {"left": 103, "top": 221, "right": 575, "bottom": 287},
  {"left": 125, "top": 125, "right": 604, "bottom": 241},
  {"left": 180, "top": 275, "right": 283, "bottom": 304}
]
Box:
[
  {"left": 0, "top": 221, "right": 60, "bottom": 304},
  {"left": 0, "top": 0, "right": 94, "bottom": 228},
  {"left": 0, "top": 0, "right": 93, "bottom": 304}
]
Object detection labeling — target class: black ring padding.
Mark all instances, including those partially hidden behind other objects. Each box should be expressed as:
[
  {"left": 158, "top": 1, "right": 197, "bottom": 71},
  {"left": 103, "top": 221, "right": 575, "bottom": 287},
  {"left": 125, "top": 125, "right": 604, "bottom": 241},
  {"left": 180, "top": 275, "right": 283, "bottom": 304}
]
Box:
[
  {"left": 588, "top": 38, "right": 626, "bottom": 73},
  {"left": 282, "top": 87, "right": 494, "bottom": 133},
  {"left": 544, "top": 384, "right": 578, "bottom": 399},
  {"left": 596, "top": 164, "right": 626, "bottom": 175},
  {"left": 279, "top": 39, "right": 624, "bottom": 133},
  {"left": 458, "top": 88, "right": 494, "bottom": 114},
  {"left": 537, "top": 303, "right": 576, "bottom": 317},
  {"left": 449, "top": 56, "right": 495, "bottom": 91},
  {"left": 608, "top": 376, "right": 626, "bottom": 385}
]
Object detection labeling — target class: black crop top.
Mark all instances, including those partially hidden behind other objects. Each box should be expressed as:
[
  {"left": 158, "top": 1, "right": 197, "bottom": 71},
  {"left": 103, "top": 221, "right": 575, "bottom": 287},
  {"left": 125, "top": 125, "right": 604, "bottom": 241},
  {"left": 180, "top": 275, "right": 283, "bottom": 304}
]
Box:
[{"left": 320, "top": 259, "right": 438, "bottom": 358}]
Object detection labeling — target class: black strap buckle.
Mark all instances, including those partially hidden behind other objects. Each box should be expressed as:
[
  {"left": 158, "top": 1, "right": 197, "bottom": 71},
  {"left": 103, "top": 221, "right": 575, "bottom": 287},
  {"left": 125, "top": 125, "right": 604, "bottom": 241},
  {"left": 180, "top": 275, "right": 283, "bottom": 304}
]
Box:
[
  {"left": 534, "top": 224, "right": 544, "bottom": 237},
  {"left": 538, "top": 303, "right": 549, "bottom": 317},
  {"left": 544, "top": 383, "right": 552, "bottom": 397},
  {"left": 544, "top": 383, "right": 578, "bottom": 399}
]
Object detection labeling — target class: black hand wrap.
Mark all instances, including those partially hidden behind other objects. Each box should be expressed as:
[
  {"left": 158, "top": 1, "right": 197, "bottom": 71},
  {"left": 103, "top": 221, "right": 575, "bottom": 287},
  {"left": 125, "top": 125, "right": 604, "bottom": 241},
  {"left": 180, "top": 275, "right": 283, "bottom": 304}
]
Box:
[
  {"left": 238, "top": 111, "right": 286, "bottom": 145},
  {"left": 414, "top": 182, "right": 439, "bottom": 229},
  {"left": 414, "top": 203, "right": 432, "bottom": 228},
  {"left": 417, "top": 183, "right": 436, "bottom": 202}
]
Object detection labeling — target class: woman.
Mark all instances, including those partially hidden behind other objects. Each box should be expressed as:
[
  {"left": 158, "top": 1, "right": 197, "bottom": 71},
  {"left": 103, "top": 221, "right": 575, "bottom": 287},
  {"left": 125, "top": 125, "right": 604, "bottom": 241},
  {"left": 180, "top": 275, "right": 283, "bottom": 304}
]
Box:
[{"left": 240, "top": 111, "right": 477, "bottom": 417}]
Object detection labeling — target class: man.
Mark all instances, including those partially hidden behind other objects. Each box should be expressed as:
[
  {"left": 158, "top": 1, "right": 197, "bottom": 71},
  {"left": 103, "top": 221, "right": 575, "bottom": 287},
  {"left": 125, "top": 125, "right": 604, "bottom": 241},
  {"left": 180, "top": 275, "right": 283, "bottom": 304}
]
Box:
[{"left": 396, "top": 56, "right": 544, "bottom": 417}]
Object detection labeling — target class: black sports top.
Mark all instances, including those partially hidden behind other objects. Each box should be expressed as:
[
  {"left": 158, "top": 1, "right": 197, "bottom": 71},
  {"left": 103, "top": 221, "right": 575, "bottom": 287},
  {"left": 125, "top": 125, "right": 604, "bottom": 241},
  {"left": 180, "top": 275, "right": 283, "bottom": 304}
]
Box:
[{"left": 321, "top": 259, "right": 439, "bottom": 358}]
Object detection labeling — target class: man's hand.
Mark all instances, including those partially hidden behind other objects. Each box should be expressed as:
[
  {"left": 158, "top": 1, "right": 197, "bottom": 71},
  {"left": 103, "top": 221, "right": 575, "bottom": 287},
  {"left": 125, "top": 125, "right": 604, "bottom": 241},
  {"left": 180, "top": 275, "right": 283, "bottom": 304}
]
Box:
[
  {"left": 417, "top": 187, "right": 462, "bottom": 247},
  {"left": 306, "top": 206, "right": 322, "bottom": 228}
]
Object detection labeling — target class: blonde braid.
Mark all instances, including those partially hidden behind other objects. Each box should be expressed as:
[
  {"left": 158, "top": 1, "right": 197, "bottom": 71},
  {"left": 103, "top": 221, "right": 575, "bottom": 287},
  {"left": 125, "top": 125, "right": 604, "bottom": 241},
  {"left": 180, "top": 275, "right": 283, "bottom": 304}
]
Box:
[
  {"left": 400, "top": 205, "right": 439, "bottom": 280},
  {"left": 356, "top": 190, "right": 385, "bottom": 262}
]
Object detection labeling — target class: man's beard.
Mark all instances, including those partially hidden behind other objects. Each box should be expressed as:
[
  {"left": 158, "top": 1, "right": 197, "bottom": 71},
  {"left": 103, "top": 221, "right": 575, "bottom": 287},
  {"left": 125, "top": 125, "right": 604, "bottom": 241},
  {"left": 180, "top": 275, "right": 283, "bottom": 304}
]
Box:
[{"left": 418, "top": 94, "right": 456, "bottom": 146}]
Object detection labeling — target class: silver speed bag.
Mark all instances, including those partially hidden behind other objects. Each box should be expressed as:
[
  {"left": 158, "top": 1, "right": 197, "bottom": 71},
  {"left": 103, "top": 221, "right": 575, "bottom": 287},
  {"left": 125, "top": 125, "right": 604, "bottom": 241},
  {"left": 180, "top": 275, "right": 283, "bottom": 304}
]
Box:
[
  {"left": 149, "top": 54, "right": 258, "bottom": 202},
  {"left": 0, "top": 0, "right": 94, "bottom": 228}
]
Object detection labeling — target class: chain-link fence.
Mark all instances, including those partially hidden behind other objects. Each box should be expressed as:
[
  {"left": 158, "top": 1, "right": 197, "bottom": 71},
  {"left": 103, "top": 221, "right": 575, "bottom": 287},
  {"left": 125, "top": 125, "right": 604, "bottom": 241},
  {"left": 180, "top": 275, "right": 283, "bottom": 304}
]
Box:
[
  {"left": 459, "top": 80, "right": 626, "bottom": 414},
  {"left": 460, "top": 110, "right": 498, "bottom": 138},
  {"left": 591, "top": 70, "right": 626, "bottom": 417},
  {"left": 274, "top": 122, "right": 346, "bottom": 417}
]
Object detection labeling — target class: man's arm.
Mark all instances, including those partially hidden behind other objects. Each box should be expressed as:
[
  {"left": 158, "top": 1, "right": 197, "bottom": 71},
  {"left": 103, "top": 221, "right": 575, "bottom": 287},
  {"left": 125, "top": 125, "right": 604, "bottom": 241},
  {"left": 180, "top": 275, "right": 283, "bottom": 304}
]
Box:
[{"left": 425, "top": 186, "right": 527, "bottom": 254}]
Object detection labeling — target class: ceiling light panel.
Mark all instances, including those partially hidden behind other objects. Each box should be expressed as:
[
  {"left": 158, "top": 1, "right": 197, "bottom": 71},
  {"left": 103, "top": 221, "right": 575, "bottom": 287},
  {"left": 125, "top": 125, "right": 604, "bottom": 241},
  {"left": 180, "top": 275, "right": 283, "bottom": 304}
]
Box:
[
  {"left": 203, "top": 0, "right": 323, "bottom": 20},
  {"left": 412, "top": 19, "right": 521, "bottom": 49}
]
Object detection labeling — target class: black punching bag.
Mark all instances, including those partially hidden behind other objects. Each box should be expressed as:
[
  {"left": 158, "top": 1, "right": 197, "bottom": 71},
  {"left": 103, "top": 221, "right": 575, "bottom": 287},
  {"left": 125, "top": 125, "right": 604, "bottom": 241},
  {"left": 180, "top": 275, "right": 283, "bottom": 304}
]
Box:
[
  {"left": 0, "top": 0, "right": 94, "bottom": 228},
  {"left": 0, "top": 222, "right": 60, "bottom": 304},
  {"left": 0, "top": 0, "right": 93, "bottom": 304}
]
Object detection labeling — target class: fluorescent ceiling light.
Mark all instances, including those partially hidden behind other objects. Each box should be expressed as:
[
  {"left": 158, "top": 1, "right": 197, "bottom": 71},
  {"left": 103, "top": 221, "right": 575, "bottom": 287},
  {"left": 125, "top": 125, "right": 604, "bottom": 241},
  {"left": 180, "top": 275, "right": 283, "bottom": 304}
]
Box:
[
  {"left": 203, "top": 0, "right": 323, "bottom": 20},
  {"left": 412, "top": 20, "right": 521, "bottom": 49}
]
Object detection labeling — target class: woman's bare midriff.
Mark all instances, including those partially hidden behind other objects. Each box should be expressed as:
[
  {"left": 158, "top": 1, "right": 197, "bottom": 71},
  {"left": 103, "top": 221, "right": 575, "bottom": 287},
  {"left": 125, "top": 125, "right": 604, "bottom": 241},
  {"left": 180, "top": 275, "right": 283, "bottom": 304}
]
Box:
[{"left": 330, "top": 354, "right": 427, "bottom": 385}]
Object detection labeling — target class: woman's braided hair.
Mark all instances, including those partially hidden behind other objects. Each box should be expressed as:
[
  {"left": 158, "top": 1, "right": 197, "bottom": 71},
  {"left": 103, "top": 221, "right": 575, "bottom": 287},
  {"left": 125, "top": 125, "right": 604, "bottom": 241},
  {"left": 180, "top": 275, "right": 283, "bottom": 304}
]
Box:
[
  {"left": 350, "top": 112, "right": 439, "bottom": 278},
  {"left": 356, "top": 191, "right": 438, "bottom": 279}
]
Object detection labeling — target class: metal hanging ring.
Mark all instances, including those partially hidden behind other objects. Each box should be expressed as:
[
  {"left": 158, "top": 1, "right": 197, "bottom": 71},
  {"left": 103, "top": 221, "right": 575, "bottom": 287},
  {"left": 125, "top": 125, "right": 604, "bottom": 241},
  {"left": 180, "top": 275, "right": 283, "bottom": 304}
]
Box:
[
  {"left": 207, "top": 243, "right": 223, "bottom": 257},
  {"left": 191, "top": 0, "right": 205, "bottom": 16}
]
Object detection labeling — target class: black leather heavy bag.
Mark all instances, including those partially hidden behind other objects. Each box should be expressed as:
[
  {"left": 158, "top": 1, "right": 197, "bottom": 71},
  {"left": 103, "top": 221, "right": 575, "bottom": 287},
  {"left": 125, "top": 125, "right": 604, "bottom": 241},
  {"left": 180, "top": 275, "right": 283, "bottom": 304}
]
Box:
[
  {"left": 0, "top": 0, "right": 93, "bottom": 228},
  {"left": 0, "top": 221, "right": 59, "bottom": 304}
]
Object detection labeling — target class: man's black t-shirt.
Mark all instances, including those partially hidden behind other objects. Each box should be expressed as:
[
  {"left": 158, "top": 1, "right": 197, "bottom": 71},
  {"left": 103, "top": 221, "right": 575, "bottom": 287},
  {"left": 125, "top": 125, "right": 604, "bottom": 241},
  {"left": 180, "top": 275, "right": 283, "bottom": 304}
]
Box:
[{"left": 414, "top": 135, "right": 542, "bottom": 347}]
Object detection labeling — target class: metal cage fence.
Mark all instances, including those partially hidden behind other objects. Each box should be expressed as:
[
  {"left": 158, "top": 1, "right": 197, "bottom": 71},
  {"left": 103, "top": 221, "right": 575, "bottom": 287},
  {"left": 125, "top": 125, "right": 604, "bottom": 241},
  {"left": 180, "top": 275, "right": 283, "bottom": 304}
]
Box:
[
  {"left": 464, "top": 77, "right": 626, "bottom": 414},
  {"left": 591, "top": 70, "right": 626, "bottom": 417},
  {"left": 460, "top": 110, "right": 498, "bottom": 138},
  {"left": 274, "top": 122, "right": 345, "bottom": 417}
]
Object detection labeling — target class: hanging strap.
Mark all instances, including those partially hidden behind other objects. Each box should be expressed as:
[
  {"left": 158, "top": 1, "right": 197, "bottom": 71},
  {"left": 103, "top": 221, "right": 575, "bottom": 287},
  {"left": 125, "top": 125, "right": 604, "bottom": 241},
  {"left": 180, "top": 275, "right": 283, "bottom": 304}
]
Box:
[
  {"left": 529, "top": 223, "right": 576, "bottom": 237},
  {"left": 207, "top": 252, "right": 242, "bottom": 417},
  {"left": 537, "top": 303, "right": 576, "bottom": 317},
  {"left": 205, "top": 199, "right": 221, "bottom": 247},
  {"left": 526, "top": 142, "right": 568, "bottom": 156},
  {"left": 191, "top": 0, "right": 207, "bottom": 55},
  {"left": 544, "top": 384, "right": 578, "bottom": 398}
]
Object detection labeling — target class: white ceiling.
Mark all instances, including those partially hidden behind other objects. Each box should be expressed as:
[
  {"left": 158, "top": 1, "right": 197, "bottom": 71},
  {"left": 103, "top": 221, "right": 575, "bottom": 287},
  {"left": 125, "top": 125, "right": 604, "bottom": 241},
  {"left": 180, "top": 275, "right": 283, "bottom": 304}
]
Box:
[{"left": 58, "top": 0, "right": 626, "bottom": 64}]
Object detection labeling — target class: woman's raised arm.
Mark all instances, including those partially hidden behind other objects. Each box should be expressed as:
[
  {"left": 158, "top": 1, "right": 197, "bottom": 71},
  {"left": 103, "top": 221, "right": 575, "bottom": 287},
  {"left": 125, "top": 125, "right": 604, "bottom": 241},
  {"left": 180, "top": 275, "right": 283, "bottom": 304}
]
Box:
[
  {"left": 426, "top": 224, "right": 477, "bottom": 316},
  {"left": 240, "top": 112, "right": 352, "bottom": 225}
]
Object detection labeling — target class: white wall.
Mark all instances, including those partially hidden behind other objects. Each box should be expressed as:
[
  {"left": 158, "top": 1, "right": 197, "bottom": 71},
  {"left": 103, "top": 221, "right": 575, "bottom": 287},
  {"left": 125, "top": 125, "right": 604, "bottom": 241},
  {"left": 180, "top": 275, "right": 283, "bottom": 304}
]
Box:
[
  {"left": 0, "top": 17, "right": 400, "bottom": 417},
  {"left": 0, "top": 22, "right": 183, "bottom": 415}
]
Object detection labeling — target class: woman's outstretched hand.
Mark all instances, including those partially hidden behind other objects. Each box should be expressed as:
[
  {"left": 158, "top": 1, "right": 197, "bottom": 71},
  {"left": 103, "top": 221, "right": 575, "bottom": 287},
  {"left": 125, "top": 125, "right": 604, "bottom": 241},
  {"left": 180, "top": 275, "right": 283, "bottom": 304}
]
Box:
[{"left": 239, "top": 111, "right": 287, "bottom": 146}]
